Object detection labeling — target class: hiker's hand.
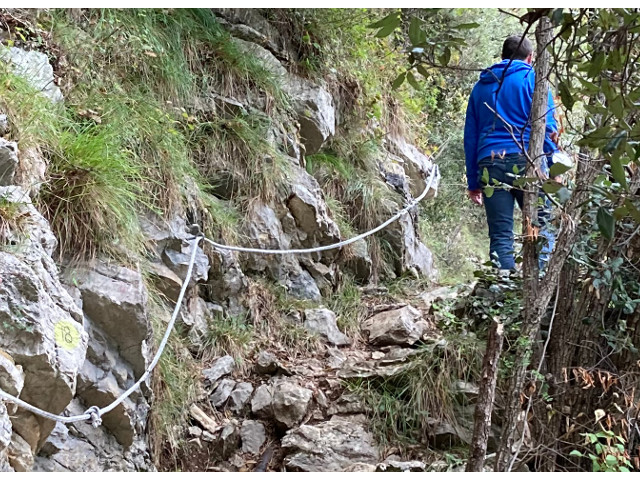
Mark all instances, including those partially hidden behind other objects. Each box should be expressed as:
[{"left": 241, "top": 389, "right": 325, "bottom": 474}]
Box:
[
  {"left": 550, "top": 131, "right": 560, "bottom": 145},
  {"left": 553, "top": 175, "right": 563, "bottom": 184},
  {"left": 468, "top": 189, "right": 483, "bottom": 206}
]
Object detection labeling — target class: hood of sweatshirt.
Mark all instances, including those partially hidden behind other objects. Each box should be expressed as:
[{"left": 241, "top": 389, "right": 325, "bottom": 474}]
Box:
[{"left": 478, "top": 59, "right": 532, "bottom": 84}]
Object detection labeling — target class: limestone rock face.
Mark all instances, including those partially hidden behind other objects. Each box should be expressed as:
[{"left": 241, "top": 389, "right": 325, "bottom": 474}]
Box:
[
  {"left": 231, "top": 37, "right": 287, "bottom": 78},
  {"left": 242, "top": 201, "right": 321, "bottom": 301},
  {"left": 75, "top": 317, "right": 148, "bottom": 449},
  {"left": 386, "top": 135, "right": 439, "bottom": 198},
  {"left": 396, "top": 215, "right": 437, "bottom": 279},
  {"left": 285, "top": 165, "right": 341, "bottom": 256},
  {"left": 59, "top": 254, "right": 154, "bottom": 455},
  {"left": 0, "top": 138, "right": 19, "bottom": 186},
  {"left": 0, "top": 186, "right": 88, "bottom": 450},
  {"left": 161, "top": 238, "right": 210, "bottom": 286},
  {"left": 70, "top": 261, "right": 151, "bottom": 378},
  {"left": 0, "top": 403, "right": 12, "bottom": 470},
  {"left": 229, "top": 34, "right": 335, "bottom": 155},
  {"left": 343, "top": 239, "right": 372, "bottom": 284},
  {"left": 207, "top": 248, "right": 247, "bottom": 316},
  {"left": 0, "top": 353, "right": 25, "bottom": 399},
  {"left": 282, "top": 417, "right": 380, "bottom": 472},
  {"left": 33, "top": 400, "right": 153, "bottom": 472},
  {"left": 241, "top": 165, "right": 342, "bottom": 301},
  {"left": 283, "top": 77, "right": 336, "bottom": 155},
  {"left": 0, "top": 46, "right": 63, "bottom": 102},
  {"left": 13, "top": 147, "right": 48, "bottom": 196},
  {"left": 376, "top": 147, "right": 438, "bottom": 281}
]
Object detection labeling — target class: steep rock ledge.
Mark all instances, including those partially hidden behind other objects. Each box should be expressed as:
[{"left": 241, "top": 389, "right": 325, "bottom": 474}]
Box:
[{"left": 0, "top": 8, "right": 443, "bottom": 472}]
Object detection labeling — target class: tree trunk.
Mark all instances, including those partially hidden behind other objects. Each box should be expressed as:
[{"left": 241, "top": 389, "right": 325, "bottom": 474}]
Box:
[
  {"left": 495, "top": 15, "right": 554, "bottom": 471},
  {"left": 466, "top": 320, "right": 504, "bottom": 472}
]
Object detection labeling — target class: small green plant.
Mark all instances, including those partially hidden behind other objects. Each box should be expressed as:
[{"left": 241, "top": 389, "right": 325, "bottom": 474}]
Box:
[
  {"left": 0, "top": 194, "right": 26, "bottom": 244},
  {"left": 328, "top": 275, "right": 365, "bottom": 336},
  {"left": 570, "top": 429, "right": 633, "bottom": 472},
  {"left": 278, "top": 322, "right": 322, "bottom": 354},
  {"left": 202, "top": 313, "right": 254, "bottom": 364}
]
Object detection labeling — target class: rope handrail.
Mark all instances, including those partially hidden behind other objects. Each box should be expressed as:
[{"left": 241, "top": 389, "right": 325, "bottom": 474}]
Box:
[
  {"left": 0, "top": 166, "right": 438, "bottom": 426},
  {"left": 203, "top": 165, "right": 439, "bottom": 255}
]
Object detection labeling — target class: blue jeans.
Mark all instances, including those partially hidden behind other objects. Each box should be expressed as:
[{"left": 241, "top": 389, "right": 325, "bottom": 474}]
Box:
[{"left": 478, "top": 154, "right": 555, "bottom": 271}]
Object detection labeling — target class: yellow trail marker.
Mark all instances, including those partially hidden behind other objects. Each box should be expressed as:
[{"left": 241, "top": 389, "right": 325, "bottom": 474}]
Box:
[{"left": 54, "top": 320, "right": 80, "bottom": 350}]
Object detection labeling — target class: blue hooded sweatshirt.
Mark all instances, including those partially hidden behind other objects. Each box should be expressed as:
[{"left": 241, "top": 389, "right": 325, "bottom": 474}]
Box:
[{"left": 464, "top": 59, "right": 558, "bottom": 190}]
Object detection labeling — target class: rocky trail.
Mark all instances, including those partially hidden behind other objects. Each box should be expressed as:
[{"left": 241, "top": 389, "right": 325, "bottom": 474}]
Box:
[{"left": 163, "top": 282, "right": 476, "bottom": 473}]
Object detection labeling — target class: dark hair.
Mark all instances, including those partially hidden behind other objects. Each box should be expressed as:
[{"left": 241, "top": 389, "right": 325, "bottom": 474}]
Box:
[{"left": 501, "top": 35, "right": 533, "bottom": 61}]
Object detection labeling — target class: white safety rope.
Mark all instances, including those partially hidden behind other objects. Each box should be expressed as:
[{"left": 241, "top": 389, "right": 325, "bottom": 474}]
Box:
[
  {"left": 0, "top": 166, "right": 438, "bottom": 426},
  {"left": 203, "top": 165, "right": 439, "bottom": 255}
]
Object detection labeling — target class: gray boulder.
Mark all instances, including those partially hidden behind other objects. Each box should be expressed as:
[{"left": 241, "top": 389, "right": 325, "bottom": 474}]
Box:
[
  {"left": 214, "top": 422, "right": 241, "bottom": 460},
  {"left": 250, "top": 384, "right": 273, "bottom": 417},
  {"left": 228, "top": 382, "right": 253, "bottom": 413},
  {"left": 162, "top": 238, "right": 210, "bottom": 286},
  {"left": 251, "top": 379, "right": 313, "bottom": 429},
  {"left": 254, "top": 351, "right": 280, "bottom": 375},
  {"left": 272, "top": 379, "right": 313, "bottom": 428},
  {"left": 303, "top": 308, "right": 350, "bottom": 346},
  {"left": 286, "top": 269, "right": 322, "bottom": 301},
  {"left": 282, "top": 417, "right": 379, "bottom": 472},
  {"left": 203, "top": 355, "right": 235, "bottom": 385},
  {"left": 0, "top": 46, "right": 63, "bottom": 102},
  {"left": 240, "top": 420, "right": 266, "bottom": 455},
  {"left": 361, "top": 305, "right": 426, "bottom": 346},
  {"left": 210, "top": 378, "right": 237, "bottom": 408}
]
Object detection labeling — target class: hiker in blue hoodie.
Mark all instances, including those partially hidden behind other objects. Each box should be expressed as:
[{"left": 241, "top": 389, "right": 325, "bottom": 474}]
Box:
[{"left": 464, "top": 35, "right": 559, "bottom": 273}]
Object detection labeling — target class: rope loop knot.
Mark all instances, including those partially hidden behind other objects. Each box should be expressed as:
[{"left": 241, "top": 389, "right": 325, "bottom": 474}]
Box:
[{"left": 84, "top": 405, "right": 103, "bottom": 428}]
